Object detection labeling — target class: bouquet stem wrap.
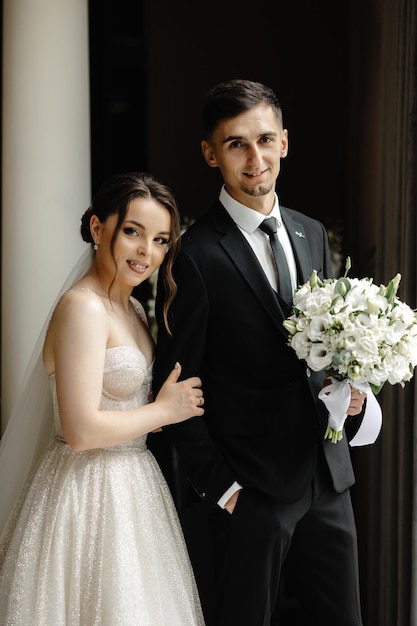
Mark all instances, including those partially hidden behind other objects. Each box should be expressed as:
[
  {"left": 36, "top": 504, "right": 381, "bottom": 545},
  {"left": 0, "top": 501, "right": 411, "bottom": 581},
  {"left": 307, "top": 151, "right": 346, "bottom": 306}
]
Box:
[{"left": 318, "top": 378, "right": 382, "bottom": 446}]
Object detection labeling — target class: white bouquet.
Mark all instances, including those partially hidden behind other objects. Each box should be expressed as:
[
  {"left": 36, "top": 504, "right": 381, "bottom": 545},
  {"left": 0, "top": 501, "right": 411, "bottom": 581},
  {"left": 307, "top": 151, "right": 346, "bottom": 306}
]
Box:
[{"left": 283, "top": 258, "right": 417, "bottom": 443}]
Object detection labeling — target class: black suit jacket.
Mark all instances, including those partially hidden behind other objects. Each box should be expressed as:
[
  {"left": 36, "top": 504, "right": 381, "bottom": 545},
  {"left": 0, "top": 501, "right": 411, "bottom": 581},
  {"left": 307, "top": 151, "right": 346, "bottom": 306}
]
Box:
[{"left": 153, "top": 200, "right": 355, "bottom": 509}]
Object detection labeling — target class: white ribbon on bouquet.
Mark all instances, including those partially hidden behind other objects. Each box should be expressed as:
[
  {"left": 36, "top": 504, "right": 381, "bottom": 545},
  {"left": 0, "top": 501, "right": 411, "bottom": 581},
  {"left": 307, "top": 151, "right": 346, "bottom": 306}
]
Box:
[{"left": 318, "top": 378, "right": 383, "bottom": 446}]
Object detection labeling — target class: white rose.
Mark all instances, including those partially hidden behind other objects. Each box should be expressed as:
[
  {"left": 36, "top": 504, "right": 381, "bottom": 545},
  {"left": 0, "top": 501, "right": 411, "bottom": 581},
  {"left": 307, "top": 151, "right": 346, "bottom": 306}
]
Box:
[
  {"left": 345, "top": 283, "right": 374, "bottom": 313},
  {"left": 390, "top": 301, "right": 417, "bottom": 326},
  {"left": 295, "top": 316, "right": 310, "bottom": 332},
  {"left": 394, "top": 338, "right": 417, "bottom": 366},
  {"left": 366, "top": 364, "right": 389, "bottom": 387},
  {"left": 385, "top": 320, "right": 409, "bottom": 345},
  {"left": 294, "top": 288, "right": 333, "bottom": 317},
  {"left": 384, "top": 353, "right": 412, "bottom": 384},
  {"left": 353, "top": 311, "right": 378, "bottom": 329},
  {"left": 353, "top": 336, "right": 380, "bottom": 360}
]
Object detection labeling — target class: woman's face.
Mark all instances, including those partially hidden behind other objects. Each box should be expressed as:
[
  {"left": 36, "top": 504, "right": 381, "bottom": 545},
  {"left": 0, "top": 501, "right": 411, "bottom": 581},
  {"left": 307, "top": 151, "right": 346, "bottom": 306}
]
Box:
[{"left": 95, "top": 197, "right": 172, "bottom": 288}]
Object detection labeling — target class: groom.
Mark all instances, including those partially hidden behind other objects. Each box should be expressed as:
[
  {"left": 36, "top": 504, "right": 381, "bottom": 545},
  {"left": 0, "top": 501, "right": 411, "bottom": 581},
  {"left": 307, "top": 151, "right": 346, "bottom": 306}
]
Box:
[{"left": 153, "top": 79, "right": 366, "bottom": 626}]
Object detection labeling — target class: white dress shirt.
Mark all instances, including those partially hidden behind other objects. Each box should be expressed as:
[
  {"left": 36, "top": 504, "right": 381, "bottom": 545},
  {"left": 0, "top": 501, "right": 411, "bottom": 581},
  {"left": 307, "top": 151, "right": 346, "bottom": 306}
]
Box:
[{"left": 219, "top": 186, "right": 297, "bottom": 293}]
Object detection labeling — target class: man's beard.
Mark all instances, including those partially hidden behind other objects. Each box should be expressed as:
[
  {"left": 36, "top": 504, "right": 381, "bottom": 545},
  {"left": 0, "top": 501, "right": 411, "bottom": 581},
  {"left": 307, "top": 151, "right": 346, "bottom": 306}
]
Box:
[{"left": 241, "top": 182, "right": 274, "bottom": 197}]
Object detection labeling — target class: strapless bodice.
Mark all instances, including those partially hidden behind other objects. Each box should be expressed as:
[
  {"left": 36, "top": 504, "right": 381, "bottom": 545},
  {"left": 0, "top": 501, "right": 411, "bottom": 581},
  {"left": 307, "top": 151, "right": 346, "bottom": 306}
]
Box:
[{"left": 49, "top": 345, "right": 152, "bottom": 449}]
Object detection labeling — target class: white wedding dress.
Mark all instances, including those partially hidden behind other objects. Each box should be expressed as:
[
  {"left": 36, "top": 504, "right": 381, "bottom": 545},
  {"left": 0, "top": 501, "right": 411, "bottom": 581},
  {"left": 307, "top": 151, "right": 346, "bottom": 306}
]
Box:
[{"left": 0, "top": 343, "right": 205, "bottom": 625}]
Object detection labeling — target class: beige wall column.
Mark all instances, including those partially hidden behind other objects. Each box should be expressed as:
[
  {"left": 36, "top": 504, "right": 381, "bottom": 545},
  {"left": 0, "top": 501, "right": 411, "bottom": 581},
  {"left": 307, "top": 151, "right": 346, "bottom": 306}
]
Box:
[{"left": 1, "top": 0, "right": 91, "bottom": 431}]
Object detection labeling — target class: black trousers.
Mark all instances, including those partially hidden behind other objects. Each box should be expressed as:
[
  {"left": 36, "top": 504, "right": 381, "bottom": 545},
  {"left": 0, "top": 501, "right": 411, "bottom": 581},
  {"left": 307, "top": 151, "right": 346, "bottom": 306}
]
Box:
[{"left": 207, "top": 452, "right": 363, "bottom": 626}]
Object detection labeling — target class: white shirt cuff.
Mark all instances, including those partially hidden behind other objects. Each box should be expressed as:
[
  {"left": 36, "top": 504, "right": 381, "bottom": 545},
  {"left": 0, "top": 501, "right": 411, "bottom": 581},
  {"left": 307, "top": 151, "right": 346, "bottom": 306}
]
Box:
[{"left": 217, "top": 481, "right": 242, "bottom": 508}]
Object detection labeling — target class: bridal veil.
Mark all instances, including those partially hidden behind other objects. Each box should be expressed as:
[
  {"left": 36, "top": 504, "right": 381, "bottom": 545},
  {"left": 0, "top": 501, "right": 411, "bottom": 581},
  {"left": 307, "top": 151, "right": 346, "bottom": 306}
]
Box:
[{"left": 0, "top": 248, "right": 93, "bottom": 536}]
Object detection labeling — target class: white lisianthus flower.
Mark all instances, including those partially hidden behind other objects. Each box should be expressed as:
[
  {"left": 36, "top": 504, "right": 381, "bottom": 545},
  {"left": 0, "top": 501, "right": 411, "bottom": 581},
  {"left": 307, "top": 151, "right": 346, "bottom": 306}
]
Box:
[
  {"left": 307, "top": 314, "right": 333, "bottom": 341},
  {"left": 284, "top": 257, "right": 417, "bottom": 443},
  {"left": 289, "top": 331, "right": 312, "bottom": 361},
  {"left": 308, "top": 344, "right": 333, "bottom": 370}
]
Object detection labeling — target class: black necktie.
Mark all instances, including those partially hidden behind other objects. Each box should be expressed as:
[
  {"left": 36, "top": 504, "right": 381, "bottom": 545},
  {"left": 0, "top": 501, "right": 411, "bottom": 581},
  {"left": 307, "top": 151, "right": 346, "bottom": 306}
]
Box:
[{"left": 259, "top": 217, "right": 293, "bottom": 305}]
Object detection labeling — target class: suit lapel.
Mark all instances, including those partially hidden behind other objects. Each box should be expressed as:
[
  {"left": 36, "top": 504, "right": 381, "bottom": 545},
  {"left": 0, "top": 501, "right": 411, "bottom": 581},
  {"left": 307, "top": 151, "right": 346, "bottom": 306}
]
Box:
[
  {"left": 281, "top": 208, "right": 312, "bottom": 287},
  {"left": 212, "top": 203, "right": 290, "bottom": 336}
]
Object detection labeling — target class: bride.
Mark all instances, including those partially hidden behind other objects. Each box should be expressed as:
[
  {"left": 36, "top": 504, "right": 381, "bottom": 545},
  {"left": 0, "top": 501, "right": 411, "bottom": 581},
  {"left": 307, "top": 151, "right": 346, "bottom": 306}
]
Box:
[{"left": 0, "top": 171, "right": 205, "bottom": 625}]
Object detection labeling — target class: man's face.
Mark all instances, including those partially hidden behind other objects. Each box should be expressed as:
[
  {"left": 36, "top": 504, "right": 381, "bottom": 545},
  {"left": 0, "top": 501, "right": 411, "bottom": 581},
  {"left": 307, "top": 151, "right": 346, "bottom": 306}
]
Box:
[{"left": 201, "top": 104, "right": 288, "bottom": 211}]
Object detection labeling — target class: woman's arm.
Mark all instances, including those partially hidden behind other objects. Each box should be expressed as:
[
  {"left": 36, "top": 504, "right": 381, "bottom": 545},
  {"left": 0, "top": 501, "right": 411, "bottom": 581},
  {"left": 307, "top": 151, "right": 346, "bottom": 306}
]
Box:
[{"left": 44, "top": 290, "right": 204, "bottom": 450}]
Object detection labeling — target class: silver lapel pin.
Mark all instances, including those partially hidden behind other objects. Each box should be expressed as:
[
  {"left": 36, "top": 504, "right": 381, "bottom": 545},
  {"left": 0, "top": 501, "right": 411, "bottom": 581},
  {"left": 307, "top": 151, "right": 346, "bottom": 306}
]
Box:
[{"left": 295, "top": 231, "right": 305, "bottom": 238}]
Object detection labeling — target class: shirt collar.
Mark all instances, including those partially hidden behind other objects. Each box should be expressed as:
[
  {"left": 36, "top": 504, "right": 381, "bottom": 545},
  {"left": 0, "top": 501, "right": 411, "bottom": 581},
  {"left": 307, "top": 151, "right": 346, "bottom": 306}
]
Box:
[{"left": 219, "top": 185, "right": 284, "bottom": 235}]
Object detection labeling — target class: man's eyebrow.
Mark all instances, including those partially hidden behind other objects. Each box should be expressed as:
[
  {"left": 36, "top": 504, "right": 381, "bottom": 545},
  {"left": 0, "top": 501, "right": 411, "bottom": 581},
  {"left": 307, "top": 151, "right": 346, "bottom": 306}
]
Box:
[
  {"left": 222, "top": 135, "right": 244, "bottom": 144},
  {"left": 222, "top": 131, "right": 278, "bottom": 145}
]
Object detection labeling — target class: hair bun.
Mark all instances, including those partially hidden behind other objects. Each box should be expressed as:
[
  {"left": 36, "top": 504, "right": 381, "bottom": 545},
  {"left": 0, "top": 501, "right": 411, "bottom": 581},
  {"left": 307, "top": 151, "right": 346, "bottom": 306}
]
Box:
[{"left": 80, "top": 206, "right": 94, "bottom": 244}]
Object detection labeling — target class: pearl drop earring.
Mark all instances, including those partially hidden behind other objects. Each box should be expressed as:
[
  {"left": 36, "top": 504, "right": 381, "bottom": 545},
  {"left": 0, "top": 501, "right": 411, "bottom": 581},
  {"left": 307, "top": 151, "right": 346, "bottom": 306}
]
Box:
[{"left": 94, "top": 243, "right": 98, "bottom": 251}]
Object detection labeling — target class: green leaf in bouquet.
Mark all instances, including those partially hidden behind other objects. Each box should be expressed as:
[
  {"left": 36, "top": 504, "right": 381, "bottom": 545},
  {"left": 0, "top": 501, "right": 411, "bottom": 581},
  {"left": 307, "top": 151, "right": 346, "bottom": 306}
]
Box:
[
  {"left": 324, "top": 366, "right": 345, "bottom": 382},
  {"left": 332, "top": 349, "right": 351, "bottom": 367},
  {"left": 369, "top": 382, "right": 384, "bottom": 395}
]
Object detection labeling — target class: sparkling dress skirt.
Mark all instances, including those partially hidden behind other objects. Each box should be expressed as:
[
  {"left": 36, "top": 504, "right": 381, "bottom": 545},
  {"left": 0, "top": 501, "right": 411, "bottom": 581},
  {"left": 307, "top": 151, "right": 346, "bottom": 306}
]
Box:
[{"left": 0, "top": 346, "right": 205, "bottom": 625}]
